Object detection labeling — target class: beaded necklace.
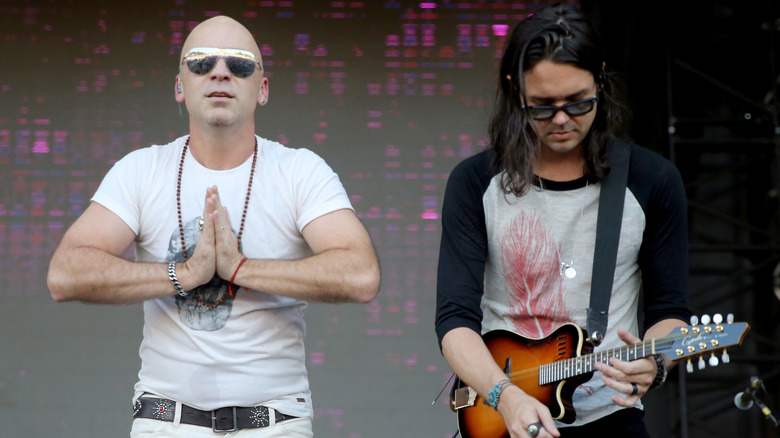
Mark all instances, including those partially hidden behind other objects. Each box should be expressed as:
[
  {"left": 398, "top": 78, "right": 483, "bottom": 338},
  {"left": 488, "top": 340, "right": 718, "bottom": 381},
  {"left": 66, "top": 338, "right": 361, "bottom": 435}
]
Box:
[{"left": 176, "top": 136, "right": 257, "bottom": 307}]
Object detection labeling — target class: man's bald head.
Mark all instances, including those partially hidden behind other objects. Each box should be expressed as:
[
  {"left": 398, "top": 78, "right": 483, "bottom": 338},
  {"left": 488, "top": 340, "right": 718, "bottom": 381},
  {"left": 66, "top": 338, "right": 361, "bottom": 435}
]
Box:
[
  {"left": 174, "top": 15, "right": 268, "bottom": 129},
  {"left": 180, "top": 16, "right": 262, "bottom": 63}
]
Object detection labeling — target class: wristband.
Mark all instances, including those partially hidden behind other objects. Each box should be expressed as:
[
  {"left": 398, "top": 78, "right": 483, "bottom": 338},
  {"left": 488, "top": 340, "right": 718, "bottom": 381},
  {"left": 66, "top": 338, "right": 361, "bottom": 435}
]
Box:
[
  {"left": 167, "top": 261, "right": 189, "bottom": 297},
  {"left": 227, "top": 257, "right": 248, "bottom": 298},
  {"left": 484, "top": 379, "right": 514, "bottom": 410},
  {"left": 649, "top": 354, "right": 668, "bottom": 389}
]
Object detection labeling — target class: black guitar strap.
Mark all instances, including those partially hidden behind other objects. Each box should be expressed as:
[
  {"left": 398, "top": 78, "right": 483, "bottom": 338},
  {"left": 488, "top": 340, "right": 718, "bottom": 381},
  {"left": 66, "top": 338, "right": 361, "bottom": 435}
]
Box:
[{"left": 586, "top": 139, "right": 631, "bottom": 346}]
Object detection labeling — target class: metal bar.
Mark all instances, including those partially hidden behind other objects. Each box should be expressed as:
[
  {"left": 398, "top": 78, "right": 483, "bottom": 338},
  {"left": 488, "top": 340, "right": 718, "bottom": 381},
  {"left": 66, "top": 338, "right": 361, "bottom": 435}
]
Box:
[{"left": 673, "top": 58, "right": 771, "bottom": 113}]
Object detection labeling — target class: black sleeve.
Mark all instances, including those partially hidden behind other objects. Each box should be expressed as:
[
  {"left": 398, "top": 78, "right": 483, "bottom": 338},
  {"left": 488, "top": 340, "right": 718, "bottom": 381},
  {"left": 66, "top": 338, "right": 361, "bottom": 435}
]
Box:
[
  {"left": 630, "top": 145, "right": 692, "bottom": 331},
  {"left": 435, "top": 151, "right": 497, "bottom": 350}
]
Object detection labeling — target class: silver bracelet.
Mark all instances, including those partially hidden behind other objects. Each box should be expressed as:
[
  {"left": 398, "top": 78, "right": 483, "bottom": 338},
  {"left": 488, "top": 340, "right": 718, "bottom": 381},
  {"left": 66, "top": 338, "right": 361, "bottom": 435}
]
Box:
[{"left": 167, "top": 261, "right": 188, "bottom": 297}]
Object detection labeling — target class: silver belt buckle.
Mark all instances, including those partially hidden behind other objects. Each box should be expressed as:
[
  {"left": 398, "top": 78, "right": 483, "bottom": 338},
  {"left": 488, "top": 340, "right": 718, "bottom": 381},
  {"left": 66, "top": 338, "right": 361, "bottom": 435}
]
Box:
[{"left": 212, "top": 407, "right": 238, "bottom": 432}]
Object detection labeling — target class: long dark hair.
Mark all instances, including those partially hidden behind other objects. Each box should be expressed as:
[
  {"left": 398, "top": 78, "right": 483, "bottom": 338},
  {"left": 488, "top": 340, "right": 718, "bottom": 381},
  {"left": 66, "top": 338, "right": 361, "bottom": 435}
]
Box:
[{"left": 488, "top": 4, "right": 630, "bottom": 196}]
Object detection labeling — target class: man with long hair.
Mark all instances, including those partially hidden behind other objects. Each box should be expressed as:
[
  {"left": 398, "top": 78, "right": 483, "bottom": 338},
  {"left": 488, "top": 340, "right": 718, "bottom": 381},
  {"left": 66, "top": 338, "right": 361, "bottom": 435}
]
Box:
[{"left": 436, "top": 5, "right": 690, "bottom": 437}]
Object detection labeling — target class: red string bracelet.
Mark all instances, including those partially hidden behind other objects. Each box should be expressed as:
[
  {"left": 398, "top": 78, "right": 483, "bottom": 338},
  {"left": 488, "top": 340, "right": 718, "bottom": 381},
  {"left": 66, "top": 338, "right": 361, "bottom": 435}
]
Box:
[{"left": 228, "top": 257, "right": 248, "bottom": 298}]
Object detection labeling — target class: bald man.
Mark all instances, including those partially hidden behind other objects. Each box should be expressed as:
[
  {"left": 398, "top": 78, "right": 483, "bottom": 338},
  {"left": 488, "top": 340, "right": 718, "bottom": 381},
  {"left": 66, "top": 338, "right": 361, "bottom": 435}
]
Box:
[{"left": 48, "top": 15, "right": 380, "bottom": 437}]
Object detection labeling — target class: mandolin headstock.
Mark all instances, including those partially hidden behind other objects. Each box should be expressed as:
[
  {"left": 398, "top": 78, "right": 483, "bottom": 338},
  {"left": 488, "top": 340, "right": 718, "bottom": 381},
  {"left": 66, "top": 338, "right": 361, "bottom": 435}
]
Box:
[{"left": 655, "top": 313, "right": 750, "bottom": 373}]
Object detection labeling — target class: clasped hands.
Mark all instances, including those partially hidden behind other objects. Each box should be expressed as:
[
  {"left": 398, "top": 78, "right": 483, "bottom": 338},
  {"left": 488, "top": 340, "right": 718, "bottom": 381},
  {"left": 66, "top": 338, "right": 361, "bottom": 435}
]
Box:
[{"left": 180, "top": 186, "right": 247, "bottom": 291}]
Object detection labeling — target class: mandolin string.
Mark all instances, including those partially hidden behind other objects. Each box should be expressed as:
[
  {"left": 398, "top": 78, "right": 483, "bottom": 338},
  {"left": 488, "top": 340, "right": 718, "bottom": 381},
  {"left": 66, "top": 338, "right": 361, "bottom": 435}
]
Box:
[
  {"left": 498, "top": 329, "right": 733, "bottom": 382},
  {"left": 501, "top": 340, "right": 660, "bottom": 381}
]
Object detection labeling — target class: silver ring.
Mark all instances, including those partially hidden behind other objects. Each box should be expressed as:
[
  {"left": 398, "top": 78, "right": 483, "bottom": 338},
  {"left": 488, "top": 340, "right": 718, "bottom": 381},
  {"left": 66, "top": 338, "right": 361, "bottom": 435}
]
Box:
[
  {"left": 527, "top": 422, "right": 542, "bottom": 437},
  {"left": 630, "top": 382, "right": 638, "bottom": 396},
  {"left": 197, "top": 217, "right": 204, "bottom": 231}
]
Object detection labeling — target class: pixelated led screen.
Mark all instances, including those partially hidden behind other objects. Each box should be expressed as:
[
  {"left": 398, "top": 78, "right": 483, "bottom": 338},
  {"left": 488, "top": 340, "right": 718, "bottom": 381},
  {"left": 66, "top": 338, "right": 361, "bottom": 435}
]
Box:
[{"left": 0, "top": 1, "right": 573, "bottom": 437}]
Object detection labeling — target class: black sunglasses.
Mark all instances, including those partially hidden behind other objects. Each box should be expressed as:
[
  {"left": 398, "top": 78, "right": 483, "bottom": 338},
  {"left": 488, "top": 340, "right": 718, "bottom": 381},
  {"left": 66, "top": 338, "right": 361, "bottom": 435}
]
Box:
[
  {"left": 182, "top": 47, "right": 262, "bottom": 78},
  {"left": 522, "top": 94, "right": 598, "bottom": 121}
]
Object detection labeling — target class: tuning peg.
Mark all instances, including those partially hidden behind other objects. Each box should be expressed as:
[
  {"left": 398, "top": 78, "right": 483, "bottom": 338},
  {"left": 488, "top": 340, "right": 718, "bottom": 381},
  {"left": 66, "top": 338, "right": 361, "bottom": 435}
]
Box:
[
  {"left": 722, "top": 350, "right": 730, "bottom": 364},
  {"left": 686, "top": 359, "right": 694, "bottom": 373},
  {"left": 698, "top": 356, "right": 706, "bottom": 370},
  {"left": 727, "top": 313, "right": 734, "bottom": 324},
  {"left": 701, "top": 314, "right": 711, "bottom": 325},
  {"left": 690, "top": 315, "right": 699, "bottom": 326},
  {"left": 713, "top": 313, "right": 723, "bottom": 324},
  {"left": 709, "top": 353, "right": 719, "bottom": 367}
]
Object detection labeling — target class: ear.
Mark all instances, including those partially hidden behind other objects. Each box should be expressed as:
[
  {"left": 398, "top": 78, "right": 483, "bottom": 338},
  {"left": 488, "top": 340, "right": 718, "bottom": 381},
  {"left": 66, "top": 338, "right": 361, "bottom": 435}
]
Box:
[
  {"left": 174, "top": 75, "right": 185, "bottom": 103},
  {"left": 257, "top": 76, "right": 269, "bottom": 106}
]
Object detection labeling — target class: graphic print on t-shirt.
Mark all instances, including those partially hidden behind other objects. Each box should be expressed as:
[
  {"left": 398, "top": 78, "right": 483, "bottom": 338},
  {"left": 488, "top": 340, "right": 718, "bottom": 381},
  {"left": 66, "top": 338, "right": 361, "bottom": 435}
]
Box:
[
  {"left": 166, "top": 216, "right": 235, "bottom": 331},
  {"left": 500, "top": 212, "right": 572, "bottom": 338}
]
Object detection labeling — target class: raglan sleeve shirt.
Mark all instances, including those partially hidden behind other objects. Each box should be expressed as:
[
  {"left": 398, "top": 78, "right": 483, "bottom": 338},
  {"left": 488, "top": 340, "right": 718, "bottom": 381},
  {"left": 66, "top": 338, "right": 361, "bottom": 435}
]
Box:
[
  {"left": 435, "top": 150, "right": 497, "bottom": 347},
  {"left": 628, "top": 144, "right": 691, "bottom": 330},
  {"left": 435, "top": 144, "right": 691, "bottom": 349}
]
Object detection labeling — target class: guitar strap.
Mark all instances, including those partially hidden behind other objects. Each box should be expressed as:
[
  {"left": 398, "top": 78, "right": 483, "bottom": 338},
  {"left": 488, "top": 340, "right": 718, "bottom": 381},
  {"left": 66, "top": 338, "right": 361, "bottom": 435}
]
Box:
[{"left": 586, "top": 139, "right": 631, "bottom": 346}]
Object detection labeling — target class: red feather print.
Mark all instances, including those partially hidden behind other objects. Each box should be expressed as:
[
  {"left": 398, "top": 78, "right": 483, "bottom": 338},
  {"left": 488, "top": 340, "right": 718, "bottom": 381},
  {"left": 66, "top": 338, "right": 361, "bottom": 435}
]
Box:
[{"left": 500, "top": 212, "right": 572, "bottom": 338}]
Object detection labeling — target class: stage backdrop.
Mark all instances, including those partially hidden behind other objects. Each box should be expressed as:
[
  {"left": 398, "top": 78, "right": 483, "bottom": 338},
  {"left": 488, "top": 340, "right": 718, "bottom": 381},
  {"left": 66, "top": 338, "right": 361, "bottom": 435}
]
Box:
[{"left": 0, "top": 1, "right": 587, "bottom": 436}]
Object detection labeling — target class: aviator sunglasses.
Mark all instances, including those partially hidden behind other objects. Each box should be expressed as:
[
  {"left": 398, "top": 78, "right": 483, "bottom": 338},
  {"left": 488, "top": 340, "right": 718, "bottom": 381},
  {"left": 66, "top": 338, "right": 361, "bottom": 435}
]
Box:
[
  {"left": 522, "top": 93, "right": 598, "bottom": 121},
  {"left": 182, "top": 47, "right": 263, "bottom": 78}
]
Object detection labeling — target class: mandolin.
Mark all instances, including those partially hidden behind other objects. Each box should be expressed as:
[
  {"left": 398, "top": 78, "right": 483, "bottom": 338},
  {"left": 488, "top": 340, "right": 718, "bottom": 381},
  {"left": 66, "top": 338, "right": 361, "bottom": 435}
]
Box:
[{"left": 450, "top": 314, "right": 750, "bottom": 438}]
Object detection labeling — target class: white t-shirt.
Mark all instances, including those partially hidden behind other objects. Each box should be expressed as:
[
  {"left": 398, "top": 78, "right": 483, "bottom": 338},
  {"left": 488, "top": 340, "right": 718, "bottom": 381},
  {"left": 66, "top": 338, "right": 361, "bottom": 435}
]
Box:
[{"left": 92, "top": 135, "right": 353, "bottom": 418}]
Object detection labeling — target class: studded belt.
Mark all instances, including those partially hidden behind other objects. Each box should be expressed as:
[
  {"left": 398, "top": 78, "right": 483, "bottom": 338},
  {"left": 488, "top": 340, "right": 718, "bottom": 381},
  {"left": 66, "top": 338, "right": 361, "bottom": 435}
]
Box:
[{"left": 133, "top": 396, "right": 298, "bottom": 433}]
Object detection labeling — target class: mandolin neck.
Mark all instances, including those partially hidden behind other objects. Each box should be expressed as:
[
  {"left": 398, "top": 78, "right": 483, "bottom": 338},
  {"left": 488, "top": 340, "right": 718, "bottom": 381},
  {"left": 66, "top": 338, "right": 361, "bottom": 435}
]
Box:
[{"left": 537, "top": 338, "right": 673, "bottom": 385}]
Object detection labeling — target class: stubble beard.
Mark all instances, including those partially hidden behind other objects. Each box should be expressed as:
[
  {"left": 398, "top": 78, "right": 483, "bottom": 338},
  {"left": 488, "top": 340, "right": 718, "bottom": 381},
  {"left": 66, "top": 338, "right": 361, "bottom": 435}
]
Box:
[
  {"left": 202, "top": 101, "right": 238, "bottom": 128},
  {"left": 205, "top": 108, "right": 235, "bottom": 128},
  {"left": 207, "top": 117, "right": 233, "bottom": 128}
]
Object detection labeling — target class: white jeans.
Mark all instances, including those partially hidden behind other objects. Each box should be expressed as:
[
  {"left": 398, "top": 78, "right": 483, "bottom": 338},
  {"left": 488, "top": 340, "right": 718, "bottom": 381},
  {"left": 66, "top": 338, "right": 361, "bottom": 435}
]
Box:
[{"left": 130, "top": 417, "right": 313, "bottom": 437}]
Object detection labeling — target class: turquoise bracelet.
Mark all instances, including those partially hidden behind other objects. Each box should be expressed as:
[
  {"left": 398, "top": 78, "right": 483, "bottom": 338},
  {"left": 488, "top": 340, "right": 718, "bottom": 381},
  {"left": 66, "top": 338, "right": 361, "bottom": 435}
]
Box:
[{"left": 484, "top": 379, "right": 514, "bottom": 410}]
